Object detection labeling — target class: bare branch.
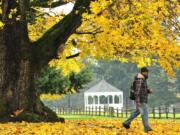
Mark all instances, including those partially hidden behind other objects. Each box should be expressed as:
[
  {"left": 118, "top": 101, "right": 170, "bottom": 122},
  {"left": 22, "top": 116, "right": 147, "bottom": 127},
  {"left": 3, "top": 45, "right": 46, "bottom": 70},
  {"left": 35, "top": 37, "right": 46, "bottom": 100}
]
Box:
[{"left": 66, "top": 52, "right": 80, "bottom": 59}]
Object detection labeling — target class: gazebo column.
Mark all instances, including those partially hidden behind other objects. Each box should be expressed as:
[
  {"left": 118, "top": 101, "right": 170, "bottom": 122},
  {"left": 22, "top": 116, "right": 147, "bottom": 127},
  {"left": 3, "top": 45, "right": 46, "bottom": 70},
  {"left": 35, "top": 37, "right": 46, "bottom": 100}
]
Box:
[
  {"left": 113, "top": 95, "right": 114, "bottom": 104},
  {"left": 87, "top": 96, "right": 88, "bottom": 106},
  {"left": 84, "top": 95, "right": 86, "bottom": 110},
  {"left": 85, "top": 95, "right": 87, "bottom": 108},
  {"left": 98, "top": 96, "right": 100, "bottom": 107},
  {"left": 97, "top": 96, "right": 99, "bottom": 104},
  {"left": 119, "top": 95, "right": 121, "bottom": 104},
  {"left": 107, "top": 96, "right": 109, "bottom": 105},
  {"left": 92, "top": 95, "right": 95, "bottom": 109},
  {"left": 92, "top": 95, "right": 93, "bottom": 104},
  {"left": 87, "top": 95, "right": 89, "bottom": 107}
]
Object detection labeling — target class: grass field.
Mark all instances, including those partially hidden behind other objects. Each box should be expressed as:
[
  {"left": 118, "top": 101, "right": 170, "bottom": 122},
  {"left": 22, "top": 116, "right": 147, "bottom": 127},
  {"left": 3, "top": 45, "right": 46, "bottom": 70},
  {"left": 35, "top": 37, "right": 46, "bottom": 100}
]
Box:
[
  {"left": 57, "top": 113, "right": 180, "bottom": 120},
  {"left": 58, "top": 115, "right": 117, "bottom": 120},
  {"left": 58, "top": 114, "right": 180, "bottom": 120}
]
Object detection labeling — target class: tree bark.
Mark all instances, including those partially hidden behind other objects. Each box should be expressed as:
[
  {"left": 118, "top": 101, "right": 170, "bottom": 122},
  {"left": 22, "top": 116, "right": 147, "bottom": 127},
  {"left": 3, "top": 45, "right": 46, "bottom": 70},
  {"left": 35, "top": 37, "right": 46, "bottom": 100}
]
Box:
[
  {"left": 0, "top": 0, "right": 91, "bottom": 122},
  {"left": 0, "top": 0, "right": 50, "bottom": 121}
]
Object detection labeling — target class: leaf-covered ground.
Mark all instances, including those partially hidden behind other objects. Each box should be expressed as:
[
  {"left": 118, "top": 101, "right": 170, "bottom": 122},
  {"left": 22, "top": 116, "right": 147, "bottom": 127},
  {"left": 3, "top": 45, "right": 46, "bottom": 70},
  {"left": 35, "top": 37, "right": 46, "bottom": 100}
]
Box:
[{"left": 0, "top": 119, "right": 179, "bottom": 135}]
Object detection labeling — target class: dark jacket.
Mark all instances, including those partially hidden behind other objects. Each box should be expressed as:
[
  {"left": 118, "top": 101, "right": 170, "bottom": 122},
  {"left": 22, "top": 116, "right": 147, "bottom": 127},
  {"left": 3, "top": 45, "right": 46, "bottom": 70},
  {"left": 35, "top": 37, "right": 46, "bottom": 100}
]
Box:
[{"left": 134, "top": 73, "right": 151, "bottom": 104}]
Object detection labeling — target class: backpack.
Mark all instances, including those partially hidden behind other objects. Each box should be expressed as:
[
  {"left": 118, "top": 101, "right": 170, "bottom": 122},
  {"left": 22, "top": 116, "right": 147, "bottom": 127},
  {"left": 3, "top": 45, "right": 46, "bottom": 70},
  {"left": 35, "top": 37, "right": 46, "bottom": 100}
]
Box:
[{"left": 129, "top": 80, "right": 136, "bottom": 100}]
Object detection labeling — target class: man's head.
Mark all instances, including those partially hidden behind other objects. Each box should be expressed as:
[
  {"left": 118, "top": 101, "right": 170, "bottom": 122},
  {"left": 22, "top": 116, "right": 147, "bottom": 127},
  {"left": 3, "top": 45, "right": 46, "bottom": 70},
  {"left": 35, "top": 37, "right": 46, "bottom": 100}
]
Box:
[{"left": 141, "top": 67, "right": 149, "bottom": 79}]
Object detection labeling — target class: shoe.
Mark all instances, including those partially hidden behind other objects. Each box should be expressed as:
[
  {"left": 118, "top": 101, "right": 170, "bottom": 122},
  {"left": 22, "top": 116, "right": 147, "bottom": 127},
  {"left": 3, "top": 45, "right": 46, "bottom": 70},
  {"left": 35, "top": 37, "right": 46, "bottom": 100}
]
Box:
[
  {"left": 145, "top": 128, "right": 153, "bottom": 133},
  {"left": 122, "top": 123, "right": 130, "bottom": 129}
]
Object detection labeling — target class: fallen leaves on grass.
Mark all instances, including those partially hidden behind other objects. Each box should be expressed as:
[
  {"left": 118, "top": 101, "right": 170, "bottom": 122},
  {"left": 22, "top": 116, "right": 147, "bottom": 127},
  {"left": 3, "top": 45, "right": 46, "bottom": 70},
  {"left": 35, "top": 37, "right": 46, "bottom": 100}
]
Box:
[{"left": 0, "top": 119, "right": 179, "bottom": 135}]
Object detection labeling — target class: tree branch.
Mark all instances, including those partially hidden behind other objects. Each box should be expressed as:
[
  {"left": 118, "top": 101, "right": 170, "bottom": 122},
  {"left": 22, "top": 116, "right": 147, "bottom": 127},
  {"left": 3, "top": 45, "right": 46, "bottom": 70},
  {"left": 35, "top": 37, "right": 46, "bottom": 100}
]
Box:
[
  {"left": 31, "top": 0, "right": 91, "bottom": 69},
  {"left": 66, "top": 52, "right": 80, "bottom": 59}
]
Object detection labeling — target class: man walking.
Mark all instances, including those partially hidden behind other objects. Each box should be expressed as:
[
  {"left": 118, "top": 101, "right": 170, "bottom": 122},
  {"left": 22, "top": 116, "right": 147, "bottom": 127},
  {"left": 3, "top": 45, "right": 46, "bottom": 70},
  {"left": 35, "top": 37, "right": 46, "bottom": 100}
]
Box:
[{"left": 122, "top": 67, "right": 153, "bottom": 132}]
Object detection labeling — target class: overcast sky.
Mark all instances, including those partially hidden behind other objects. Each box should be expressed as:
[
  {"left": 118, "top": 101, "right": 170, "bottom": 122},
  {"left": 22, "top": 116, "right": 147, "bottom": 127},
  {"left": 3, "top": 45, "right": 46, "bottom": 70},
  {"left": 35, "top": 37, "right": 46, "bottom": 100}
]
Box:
[{"left": 42, "top": 2, "right": 74, "bottom": 16}]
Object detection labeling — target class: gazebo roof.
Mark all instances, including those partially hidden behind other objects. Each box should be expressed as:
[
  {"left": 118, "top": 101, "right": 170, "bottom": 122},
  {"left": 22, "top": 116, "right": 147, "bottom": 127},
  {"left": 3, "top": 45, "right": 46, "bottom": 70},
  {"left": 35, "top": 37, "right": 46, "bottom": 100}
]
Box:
[{"left": 85, "top": 80, "right": 122, "bottom": 93}]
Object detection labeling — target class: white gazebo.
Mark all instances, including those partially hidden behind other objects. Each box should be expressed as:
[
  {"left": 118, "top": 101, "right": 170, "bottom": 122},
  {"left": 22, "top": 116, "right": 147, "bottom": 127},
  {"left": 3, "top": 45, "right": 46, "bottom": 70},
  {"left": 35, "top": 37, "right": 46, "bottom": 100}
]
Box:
[{"left": 84, "top": 80, "right": 123, "bottom": 111}]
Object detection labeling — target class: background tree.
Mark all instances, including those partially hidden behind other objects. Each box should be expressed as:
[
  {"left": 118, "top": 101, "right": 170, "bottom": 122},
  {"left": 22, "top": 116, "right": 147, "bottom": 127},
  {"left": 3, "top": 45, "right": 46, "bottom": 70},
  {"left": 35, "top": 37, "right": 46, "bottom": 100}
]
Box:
[
  {"left": 37, "top": 66, "right": 93, "bottom": 95},
  {"left": 148, "top": 67, "right": 179, "bottom": 106},
  {"left": 46, "top": 60, "right": 179, "bottom": 109},
  {"left": 68, "top": 68, "right": 93, "bottom": 92},
  {"left": 88, "top": 60, "right": 179, "bottom": 107},
  {"left": 37, "top": 66, "right": 70, "bottom": 95}
]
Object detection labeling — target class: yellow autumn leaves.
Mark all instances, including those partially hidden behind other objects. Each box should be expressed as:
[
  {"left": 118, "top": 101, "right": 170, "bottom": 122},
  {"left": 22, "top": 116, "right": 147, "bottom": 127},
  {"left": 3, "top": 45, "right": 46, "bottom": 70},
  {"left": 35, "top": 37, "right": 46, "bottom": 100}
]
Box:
[
  {"left": 80, "top": 0, "right": 180, "bottom": 77},
  {"left": 49, "top": 45, "right": 85, "bottom": 75},
  {"left": 40, "top": 93, "right": 66, "bottom": 101},
  {"left": 27, "top": 0, "right": 180, "bottom": 77},
  {"left": 28, "top": 14, "right": 84, "bottom": 75},
  {"left": 0, "top": 9, "right": 3, "bottom": 29},
  {"left": 0, "top": 119, "right": 179, "bottom": 135}
]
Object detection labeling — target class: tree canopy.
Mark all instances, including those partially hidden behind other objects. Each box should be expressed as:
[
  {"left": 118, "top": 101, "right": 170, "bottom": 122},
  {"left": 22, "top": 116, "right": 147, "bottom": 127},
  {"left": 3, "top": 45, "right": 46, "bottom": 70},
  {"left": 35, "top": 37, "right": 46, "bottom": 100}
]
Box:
[
  {"left": 72, "top": 0, "right": 180, "bottom": 77},
  {"left": 1, "top": 0, "right": 179, "bottom": 76}
]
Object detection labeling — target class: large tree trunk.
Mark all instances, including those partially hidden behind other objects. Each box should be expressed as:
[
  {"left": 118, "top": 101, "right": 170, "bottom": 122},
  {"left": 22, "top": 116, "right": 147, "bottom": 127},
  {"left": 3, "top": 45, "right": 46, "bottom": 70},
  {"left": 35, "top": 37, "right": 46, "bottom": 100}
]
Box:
[
  {"left": 0, "top": 0, "right": 58, "bottom": 122},
  {"left": 0, "top": 0, "right": 90, "bottom": 122}
]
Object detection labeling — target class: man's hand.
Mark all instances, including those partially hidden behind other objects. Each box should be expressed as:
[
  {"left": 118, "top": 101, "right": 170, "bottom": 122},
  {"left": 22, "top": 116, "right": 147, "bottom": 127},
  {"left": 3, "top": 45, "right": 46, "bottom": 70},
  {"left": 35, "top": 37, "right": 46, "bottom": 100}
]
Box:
[
  {"left": 136, "top": 102, "right": 142, "bottom": 107},
  {"left": 147, "top": 88, "right": 153, "bottom": 93},
  {"left": 149, "top": 89, "right": 153, "bottom": 93}
]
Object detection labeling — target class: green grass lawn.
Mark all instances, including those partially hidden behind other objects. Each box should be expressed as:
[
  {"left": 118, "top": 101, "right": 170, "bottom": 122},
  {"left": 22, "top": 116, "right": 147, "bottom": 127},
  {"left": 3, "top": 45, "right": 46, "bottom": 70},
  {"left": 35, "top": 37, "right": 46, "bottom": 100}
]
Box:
[
  {"left": 58, "top": 114, "right": 180, "bottom": 120},
  {"left": 149, "top": 113, "right": 180, "bottom": 118},
  {"left": 56, "top": 111, "right": 180, "bottom": 118},
  {"left": 58, "top": 115, "right": 117, "bottom": 120}
]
